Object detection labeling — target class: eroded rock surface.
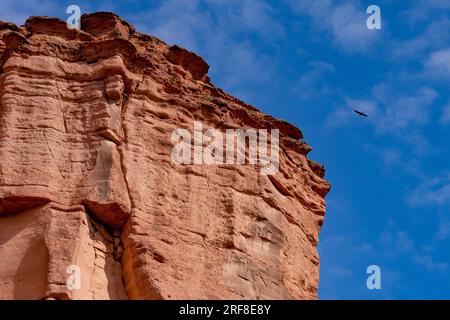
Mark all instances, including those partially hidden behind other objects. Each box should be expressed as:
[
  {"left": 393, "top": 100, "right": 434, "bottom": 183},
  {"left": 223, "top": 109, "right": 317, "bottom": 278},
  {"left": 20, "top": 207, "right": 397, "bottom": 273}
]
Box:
[{"left": 0, "top": 13, "right": 330, "bottom": 300}]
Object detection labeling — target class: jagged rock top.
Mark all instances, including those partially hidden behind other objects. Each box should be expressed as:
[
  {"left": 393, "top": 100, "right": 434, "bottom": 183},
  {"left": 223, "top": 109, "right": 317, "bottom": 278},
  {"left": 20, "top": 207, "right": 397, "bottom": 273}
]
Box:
[{"left": 1, "top": 12, "right": 323, "bottom": 165}]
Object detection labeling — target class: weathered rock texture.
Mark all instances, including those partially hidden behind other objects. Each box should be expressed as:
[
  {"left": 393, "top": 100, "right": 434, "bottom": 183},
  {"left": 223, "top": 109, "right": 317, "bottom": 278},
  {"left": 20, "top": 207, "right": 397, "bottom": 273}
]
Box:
[{"left": 0, "top": 13, "right": 330, "bottom": 300}]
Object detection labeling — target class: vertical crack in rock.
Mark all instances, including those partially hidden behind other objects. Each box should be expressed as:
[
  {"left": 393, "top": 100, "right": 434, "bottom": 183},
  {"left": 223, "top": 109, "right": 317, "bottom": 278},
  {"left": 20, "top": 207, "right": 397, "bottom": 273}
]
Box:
[
  {"left": 110, "top": 74, "right": 145, "bottom": 300},
  {"left": 117, "top": 74, "right": 143, "bottom": 213},
  {"left": 0, "top": 12, "right": 330, "bottom": 300},
  {"left": 83, "top": 205, "right": 127, "bottom": 300}
]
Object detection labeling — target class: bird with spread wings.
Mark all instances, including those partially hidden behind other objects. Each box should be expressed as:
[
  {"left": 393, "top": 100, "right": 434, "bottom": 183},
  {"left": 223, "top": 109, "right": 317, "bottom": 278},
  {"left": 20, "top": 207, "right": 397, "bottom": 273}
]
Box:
[{"left": 354, "top": 109, "right": 368, "bottom": 117}]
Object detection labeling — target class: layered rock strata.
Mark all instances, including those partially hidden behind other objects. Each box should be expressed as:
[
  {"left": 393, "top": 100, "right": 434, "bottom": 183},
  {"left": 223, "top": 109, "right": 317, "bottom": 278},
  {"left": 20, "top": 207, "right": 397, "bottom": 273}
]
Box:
[{"left": 0, "top": 13, "right": 330, "bottom": 300}]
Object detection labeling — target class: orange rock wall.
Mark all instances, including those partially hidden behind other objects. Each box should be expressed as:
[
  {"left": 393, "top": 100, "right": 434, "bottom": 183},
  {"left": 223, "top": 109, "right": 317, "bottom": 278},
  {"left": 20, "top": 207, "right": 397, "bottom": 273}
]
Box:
[{"left": 0, "top": 13, "right": 330, "bottom": 300}]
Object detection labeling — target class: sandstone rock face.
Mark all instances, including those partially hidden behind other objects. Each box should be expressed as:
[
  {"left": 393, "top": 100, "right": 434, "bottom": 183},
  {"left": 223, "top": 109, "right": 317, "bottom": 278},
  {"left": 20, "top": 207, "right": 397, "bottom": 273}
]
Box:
[{"left": 0, "top": 13, "right": 330, "bottom": 300}]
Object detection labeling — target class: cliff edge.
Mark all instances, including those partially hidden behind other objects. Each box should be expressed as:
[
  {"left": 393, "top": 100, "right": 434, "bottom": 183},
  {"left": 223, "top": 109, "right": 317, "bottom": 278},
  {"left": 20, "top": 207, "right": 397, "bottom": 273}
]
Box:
[{"left": 0, "top": 12, "right": 330, "bottom": 300}]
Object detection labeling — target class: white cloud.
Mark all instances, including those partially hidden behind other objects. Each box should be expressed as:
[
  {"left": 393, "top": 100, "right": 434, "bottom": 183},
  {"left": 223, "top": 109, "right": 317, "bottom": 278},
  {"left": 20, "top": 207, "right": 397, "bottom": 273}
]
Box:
[
  {"left": 395, "top": 231, "right": 414, "bottom": 252},
  {"left": 408, "top": 173, "right": 450, "bottom": 207},
  {"left": 414, "top": 254, "right": 448, "bottom": 272},
  {"left": 379, "top": 221, "right": 447, "bottom": 273},
  {"left": 381, "top": 148, "right": 402, "bottom": 166},
  {"left": 207, "top": 41, "right": 275, "bottom": 89},
  {"left": 375, "top": 86, "right": 438, "bottom": 133},
  {"left": 329, "top": 4, "right": 375, "bottom": 53},
  {"left": 391, "top": 18, "right": 450, "bottom": 60},
  {"left": 205, "top": 0, "right": 284, "bottom": 39},
  {"left": 295, "top": 61, "right": 335, "bottom": 100},
  {"left": 132, "top": 0, "right": 210, "bottom": 51},
  {"left": 400, "top": 0, "right": 450, "bottom": 24},
  {"left": 132, "top": 0, "right": 283, "bottom": 51},
  {"left": 288, "top": 0, "right": 380, "bottom": 53},
  {"left": 380, "top": 226, "right": 415, "bottom": 256},
  {"left": 425, "top": 48, "right": 450, "bottom": 80}
]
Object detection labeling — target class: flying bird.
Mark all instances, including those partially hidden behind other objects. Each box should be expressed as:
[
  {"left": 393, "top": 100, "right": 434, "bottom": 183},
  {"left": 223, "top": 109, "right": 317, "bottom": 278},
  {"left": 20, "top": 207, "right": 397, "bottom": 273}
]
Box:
[{"left": 354, "top": 109, "right": 368, "bottom": 117}]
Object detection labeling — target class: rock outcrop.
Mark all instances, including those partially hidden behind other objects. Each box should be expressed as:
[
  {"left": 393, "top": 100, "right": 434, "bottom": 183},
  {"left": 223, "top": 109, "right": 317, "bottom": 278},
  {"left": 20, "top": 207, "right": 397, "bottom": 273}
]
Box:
[{"left": 0, "top": 13, "right": 330, "bottom": 300}]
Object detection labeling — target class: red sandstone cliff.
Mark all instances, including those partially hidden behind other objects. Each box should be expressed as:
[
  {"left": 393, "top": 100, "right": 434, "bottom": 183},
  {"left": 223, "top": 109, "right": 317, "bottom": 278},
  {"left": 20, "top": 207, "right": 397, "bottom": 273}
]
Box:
[{"left": 0, "top": 12, "right": 330, "bottom": 300}]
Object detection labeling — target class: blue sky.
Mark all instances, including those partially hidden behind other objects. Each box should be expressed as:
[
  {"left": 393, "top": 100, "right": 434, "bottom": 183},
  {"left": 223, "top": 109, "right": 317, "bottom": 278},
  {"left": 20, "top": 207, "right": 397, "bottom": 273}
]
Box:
[{"left": 1, "top": 0, "right": 450, "bottom": 299}]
